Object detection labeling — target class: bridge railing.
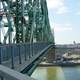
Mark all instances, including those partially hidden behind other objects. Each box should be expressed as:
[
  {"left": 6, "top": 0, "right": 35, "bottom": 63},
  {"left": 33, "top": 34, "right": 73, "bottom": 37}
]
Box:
[
  {"left": 0, "top": 65, "right": 35, "bottom": 80},
  {"left": 0, "top": 42, "right": 50, "bottom": 69}
]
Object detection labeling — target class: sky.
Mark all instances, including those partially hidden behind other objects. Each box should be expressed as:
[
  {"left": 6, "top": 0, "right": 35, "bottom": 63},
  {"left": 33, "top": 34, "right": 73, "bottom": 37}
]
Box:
[{"left": 47, "top": 0, "right": 80, "bottom": 44}]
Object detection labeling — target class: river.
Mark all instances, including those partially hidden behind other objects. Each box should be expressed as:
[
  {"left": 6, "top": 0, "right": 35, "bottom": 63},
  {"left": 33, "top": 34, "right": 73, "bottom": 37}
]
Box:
[{"left": 31, "top": 66, "right": 80, "bottom": 80}]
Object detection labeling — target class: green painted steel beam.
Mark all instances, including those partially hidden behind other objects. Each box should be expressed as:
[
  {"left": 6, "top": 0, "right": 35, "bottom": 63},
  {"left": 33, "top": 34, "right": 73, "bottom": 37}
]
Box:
[{"left": 0, "top": 0, "right": 55, "bottom": 44}]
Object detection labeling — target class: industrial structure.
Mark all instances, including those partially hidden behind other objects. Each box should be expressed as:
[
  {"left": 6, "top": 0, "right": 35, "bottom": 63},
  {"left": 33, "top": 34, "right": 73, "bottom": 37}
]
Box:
[
  {"left": 0, "top": 0, "right": 54, "bottom": 44},
  {"left": 0, "top": 0, "right": 55, "bottom": 80}
]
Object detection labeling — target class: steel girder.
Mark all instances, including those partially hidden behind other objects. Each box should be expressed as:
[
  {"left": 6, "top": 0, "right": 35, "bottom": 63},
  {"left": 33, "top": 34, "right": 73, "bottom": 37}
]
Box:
[
  {"left": 0, "top": 0, "right": 14, "bottom": 44},
  {"left": 0, "top": 0, "right": 54, "bottom": 44}
]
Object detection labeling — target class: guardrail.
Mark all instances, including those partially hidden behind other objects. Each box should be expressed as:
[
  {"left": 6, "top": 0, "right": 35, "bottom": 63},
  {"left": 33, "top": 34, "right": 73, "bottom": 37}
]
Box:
[
  {"left": 0, "top": 65, "right": 35, "bottom": 80},
  {"left": 21, "top": 44, "right": 54, "bottom": 75},
  {"left": 0, "top": 42, "right": 50, "bottom": 69},
  {"left": 0, "top": 43, "right": 54, "bottom": 80}
]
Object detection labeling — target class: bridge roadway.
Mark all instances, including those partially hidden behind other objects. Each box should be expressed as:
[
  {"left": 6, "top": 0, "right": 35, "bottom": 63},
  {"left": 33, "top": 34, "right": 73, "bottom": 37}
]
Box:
[{"left": 0, "top": 43, "right": 54, "bottom": 80}]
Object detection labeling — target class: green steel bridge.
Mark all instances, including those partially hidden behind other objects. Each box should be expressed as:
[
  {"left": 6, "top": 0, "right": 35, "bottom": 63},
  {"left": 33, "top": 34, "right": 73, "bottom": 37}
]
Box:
[
  {"left": 0, "top": 0, "right": 55, "bottom": 80},
  {"left": 0, "top": 0, "right": 54, "bottom": 44}
]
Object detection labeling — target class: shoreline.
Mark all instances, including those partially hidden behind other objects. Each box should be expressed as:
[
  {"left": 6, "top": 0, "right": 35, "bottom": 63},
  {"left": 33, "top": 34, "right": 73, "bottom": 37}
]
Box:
[{"left": 38, "top": 62, "right": 80, "bottom": 67}]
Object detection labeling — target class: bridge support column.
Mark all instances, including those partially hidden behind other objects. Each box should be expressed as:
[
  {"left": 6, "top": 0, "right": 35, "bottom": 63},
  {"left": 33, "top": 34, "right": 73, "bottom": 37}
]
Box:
[
  {"left": 0, "top": 76, "right": 4, "bottom": 80},
  {"left": 0, "top": 46, "right": 2, "bottom": 64},
  {"left": 11, "top": 46, "right": 14, "bottom": 69}
]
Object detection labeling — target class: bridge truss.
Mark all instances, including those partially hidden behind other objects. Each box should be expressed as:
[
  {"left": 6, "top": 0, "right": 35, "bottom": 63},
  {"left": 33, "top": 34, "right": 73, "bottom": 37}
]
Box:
[{"left": 0, "top": 0, "right": 54, "bottom": 44}]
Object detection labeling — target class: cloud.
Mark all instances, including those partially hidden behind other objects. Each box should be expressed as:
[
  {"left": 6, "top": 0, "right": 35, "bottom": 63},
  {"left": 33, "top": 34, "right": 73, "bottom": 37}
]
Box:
[
  {"left": 51, "top": 23, "right": 72, "bottom": 32},
  {"left": 47, "top": 0, "right": 69, "bottom": 14},
  {"left": 47, "top": 0, "right": 64, "bottom": 9},
  {"left": 76, "top": 12, "right": 80, "bottom": 15},
  {"left": 65, "top": 23, "right": 72, "bottom": 27},
  {"left": 56, "top": 6, "right": 68, "bottom": 14},
  {"left": 54, "top": 27, "right": 72, "bottom": 32}
]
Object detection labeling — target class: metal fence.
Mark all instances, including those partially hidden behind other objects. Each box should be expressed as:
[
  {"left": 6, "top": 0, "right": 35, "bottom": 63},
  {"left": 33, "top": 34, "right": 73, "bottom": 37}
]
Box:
[
  {"left": 0, "top": 42, "right": 50, "bottom": 69},
  {"left": 0, "top": 42, "right": 53, "bottom": 80}
]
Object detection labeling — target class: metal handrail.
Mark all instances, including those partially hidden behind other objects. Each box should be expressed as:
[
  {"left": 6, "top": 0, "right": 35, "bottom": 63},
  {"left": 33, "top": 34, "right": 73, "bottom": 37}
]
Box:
[
  {"left": 0, "top": 43, "right": 49, "bottom": 69},
  {"left": 0, "top": 43, "right": 54, "bottom": 80},
  {"left": 0, "top": 65, "right": 35, "bottom": 80}
]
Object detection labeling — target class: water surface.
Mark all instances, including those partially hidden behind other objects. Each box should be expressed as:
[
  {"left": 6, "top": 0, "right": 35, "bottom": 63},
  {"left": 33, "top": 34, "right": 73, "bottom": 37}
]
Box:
[{"left": 31, "top": 66, "right": 80, "bottom": 80}]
